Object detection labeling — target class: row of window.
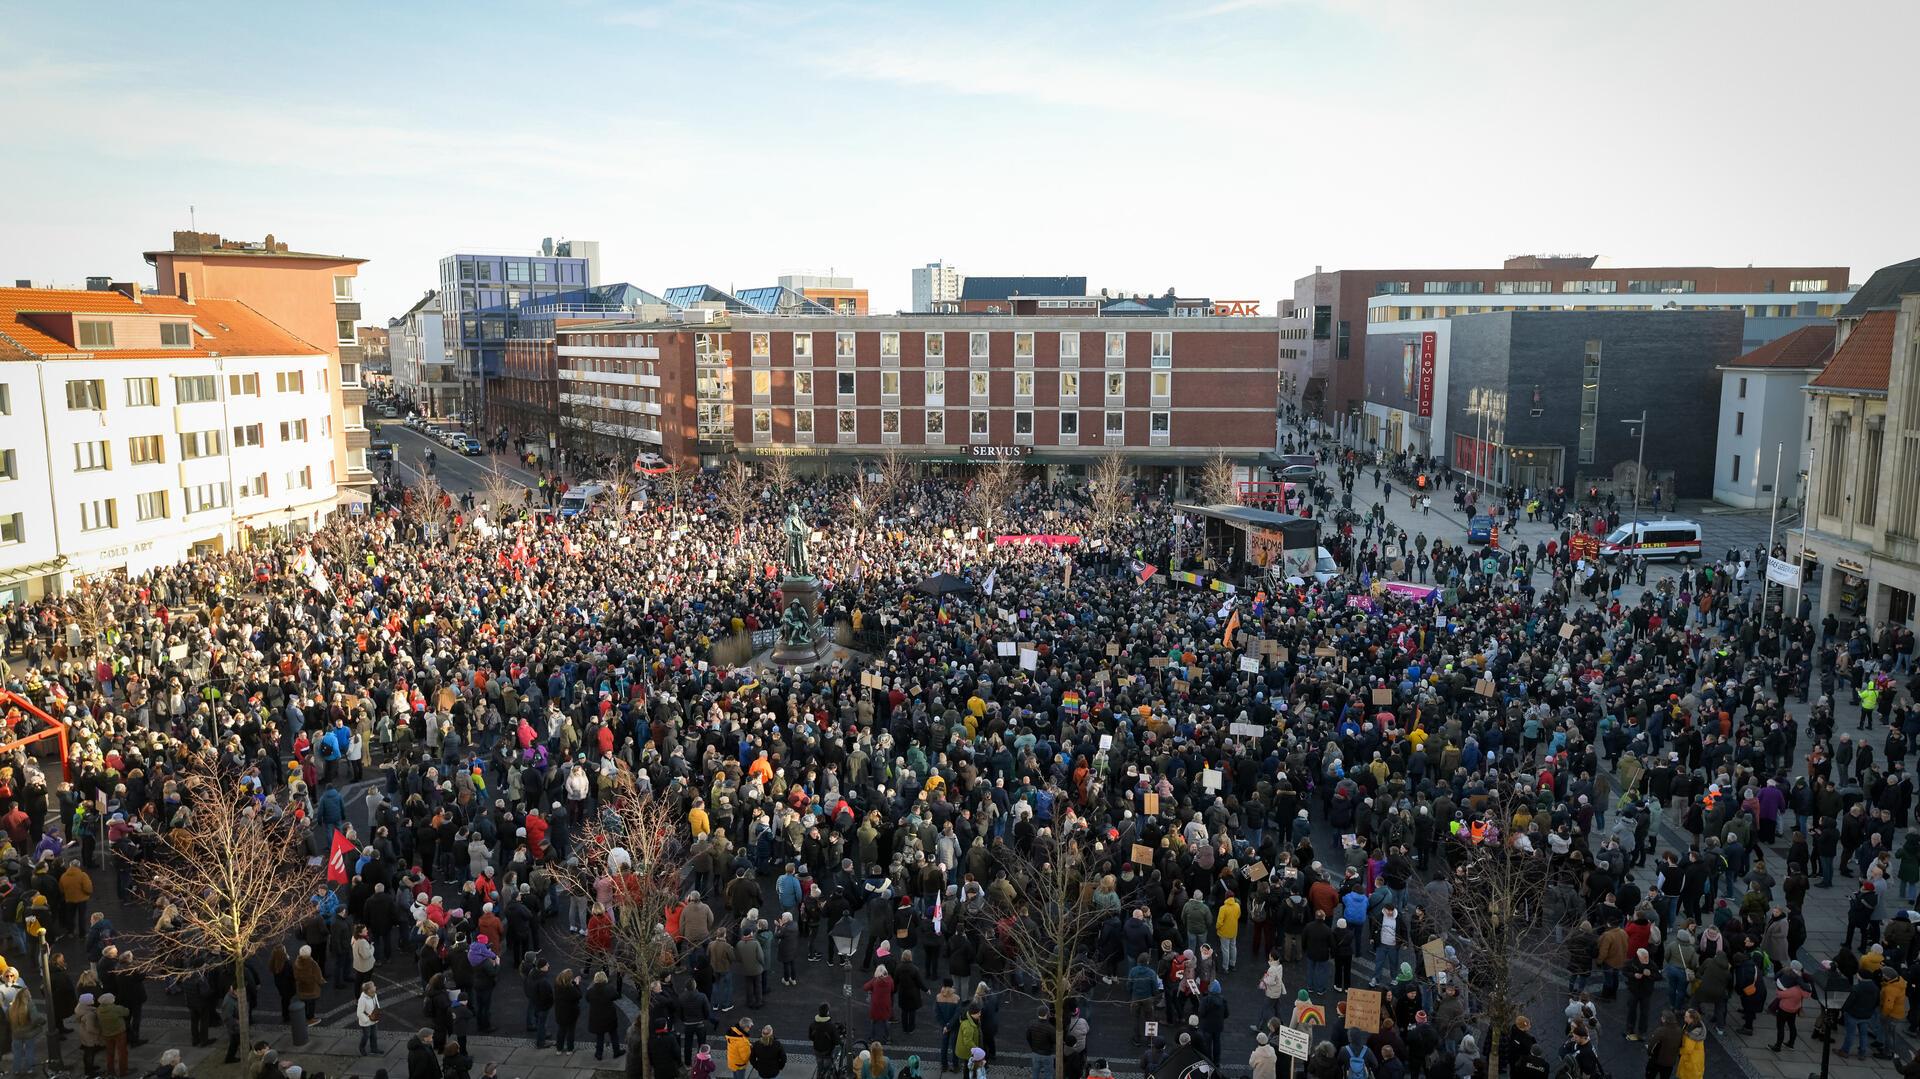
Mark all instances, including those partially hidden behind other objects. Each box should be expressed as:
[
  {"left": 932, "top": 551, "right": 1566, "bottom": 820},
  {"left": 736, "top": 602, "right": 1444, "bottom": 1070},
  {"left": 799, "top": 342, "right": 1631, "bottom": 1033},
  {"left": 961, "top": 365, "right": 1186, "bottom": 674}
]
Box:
[
  {"left": 747, "top": 330, "right": 1178, "bottom": 361},
  {"left": 65, "top": 419, "right": 318, "bottom": 472},
  {"left": 63, "top": 372, "right": 314, "bottom": 411},
  {"left": 1373, "top": 278, "right": 1831, "bottom": 297},
  {"left": 739, "top": 368, "right": 1172, "bottom": 402},
  {"left": 67, "top": 471, "right": 310, "bottom": 535},
  {"left": 746, "top": 407, "right": 1175, "bottom": 438}
]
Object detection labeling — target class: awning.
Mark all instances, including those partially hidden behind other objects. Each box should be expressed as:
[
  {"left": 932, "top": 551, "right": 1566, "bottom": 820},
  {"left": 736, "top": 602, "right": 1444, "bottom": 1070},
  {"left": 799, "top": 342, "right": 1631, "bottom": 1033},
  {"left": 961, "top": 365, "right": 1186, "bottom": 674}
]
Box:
[
  {"left": 0, "top": 558, "right": 67, "bottom": 588},
  {"left": 335, "top": 488, "right": 372, "bottom": 505}
]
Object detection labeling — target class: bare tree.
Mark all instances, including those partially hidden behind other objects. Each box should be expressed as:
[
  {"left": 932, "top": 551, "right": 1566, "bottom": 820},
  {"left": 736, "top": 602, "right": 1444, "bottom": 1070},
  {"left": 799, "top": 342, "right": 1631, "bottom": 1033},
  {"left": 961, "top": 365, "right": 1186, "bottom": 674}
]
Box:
[
  {"left": 986, "top": 828, "right": 1107, "bottom": 1079},
  {"left": 878, "top": 447, "right": 914, "bottom": 513},
  {"left": 551, "top": 771, "right": 694, "bottom": 1079},
  {"left": 762, "top": 454, "right": 795, "bottom": 499},
  {"left": 411, "top": 474, "right": 451, "bottom": 541},
  {"left": 1198, "top": 452, "right": 1240, "bottom": 506},
  {"left": 1086, "top": 451, "right": 1134, "bottom": 540},
  {"left": 1440, "top": 796, "right": 1571, "bottom": 1079},
  {"left": 478, "top": 469, "right": 521, "bottom": 526},
  {"left": 124, "top": 764, "right": 315, "bottom": 1057},
  {"left": 719, "top": 457, "right": 759, "bottom": 525},
  {"left": 970, "top": 458, "right": 1023, "bottom": 541},
  {"left": 845, "top": 460, "right": 879, "bottom": 534},
  {"left": 658, "top": 459, "right": 699, "bottom": 519}
]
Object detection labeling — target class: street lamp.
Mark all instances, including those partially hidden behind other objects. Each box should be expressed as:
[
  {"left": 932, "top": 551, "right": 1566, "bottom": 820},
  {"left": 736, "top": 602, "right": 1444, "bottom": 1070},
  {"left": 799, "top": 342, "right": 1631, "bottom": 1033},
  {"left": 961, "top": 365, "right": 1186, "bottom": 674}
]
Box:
[
  {"left": 1620, "top": 411, "right": 1648, "bottom": 525},
  {"left": 830, "top": 915, "right": 861, "bottom": 1031}
]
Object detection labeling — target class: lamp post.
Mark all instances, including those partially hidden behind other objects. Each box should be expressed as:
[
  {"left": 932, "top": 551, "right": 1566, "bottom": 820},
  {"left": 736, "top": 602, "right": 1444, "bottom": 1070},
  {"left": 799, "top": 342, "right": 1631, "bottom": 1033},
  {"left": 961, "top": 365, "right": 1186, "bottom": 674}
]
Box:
[
  {"left": 1620, "top": 411, "right": 1648, "bottom": 526},
  {"left": 1759, "top": 441, "right": 1783, "bottom": 625},
  {"left": 830, "top": 915, "right": 861, "bottom": 1031}
]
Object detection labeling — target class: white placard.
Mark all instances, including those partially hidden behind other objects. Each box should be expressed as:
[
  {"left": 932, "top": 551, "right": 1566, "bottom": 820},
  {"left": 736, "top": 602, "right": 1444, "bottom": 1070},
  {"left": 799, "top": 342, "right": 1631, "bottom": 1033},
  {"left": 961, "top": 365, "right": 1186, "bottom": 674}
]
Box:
[
  {"left": 1201, "top": 769, "right": 1222, "bottom": 791},
  {"left": 1274, "top": 1026, "right": 1311, "bottom": 1061},
  {"left": 1230, "top": 722, "right": 1264, "bottom": 739},
  {"left": 1019, "top": 648, "right": 1038, "bottom": 671},
  {"left": 1239, "top": 656, "right": 1260, "bottom": 673},
  {"left": 1099, "top": 734, "right": 1113, "bottom": 750},
  {"left": 997, "top": 642, "right": 1017, "bottom": 657}
]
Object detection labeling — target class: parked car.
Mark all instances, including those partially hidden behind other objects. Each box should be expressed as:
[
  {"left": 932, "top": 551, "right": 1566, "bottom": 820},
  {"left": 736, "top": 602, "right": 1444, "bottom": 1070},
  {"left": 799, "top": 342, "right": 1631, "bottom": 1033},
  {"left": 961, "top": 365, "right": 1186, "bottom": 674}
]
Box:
[
  {"left": 369, "top": 440, "right": 394, "bottom": 461},
  {"left": 1467, "top": 514, "right": 1494, "bottom": 544},
  {"left": 1600, "top": 519, "right": 1703, "bottom": 561},
  {"left": 459, "top": 436, "right": 485, "bottom": 456},
  {"left": 1277, "top": 464, "right": 1320, "bottom": 484}
]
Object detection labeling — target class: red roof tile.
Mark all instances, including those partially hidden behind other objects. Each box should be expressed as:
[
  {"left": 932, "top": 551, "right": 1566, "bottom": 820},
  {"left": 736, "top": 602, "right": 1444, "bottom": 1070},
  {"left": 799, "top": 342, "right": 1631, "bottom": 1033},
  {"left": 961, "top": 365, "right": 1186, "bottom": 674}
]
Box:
[
  {"left": 0, "top": 288, "right": 323, "bottom": 360},
  {"left": 1808, "top": 310, "right": 1896, "bottom": 392},
  {"left": 1724, "top": 324, "right": 1834, "bottom": 370}
]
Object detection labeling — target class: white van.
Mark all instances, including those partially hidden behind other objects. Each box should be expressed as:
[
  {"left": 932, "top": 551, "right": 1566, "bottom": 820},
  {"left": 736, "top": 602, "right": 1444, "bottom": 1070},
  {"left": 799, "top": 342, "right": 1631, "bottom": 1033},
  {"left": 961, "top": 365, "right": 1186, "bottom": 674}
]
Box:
[
  {"left": 1599, "top": 519, "right": 1703, "bottom": 561},
  {"left": 558, "top": 482, "right": 609, "bottom": 519}
]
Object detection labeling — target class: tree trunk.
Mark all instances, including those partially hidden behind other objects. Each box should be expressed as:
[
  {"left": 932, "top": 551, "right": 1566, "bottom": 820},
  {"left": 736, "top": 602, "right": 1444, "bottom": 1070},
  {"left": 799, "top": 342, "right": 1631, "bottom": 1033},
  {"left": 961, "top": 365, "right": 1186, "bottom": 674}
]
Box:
[
  {"left": 637, "top": 995, "right": 650, "bottom": 1079},
  {"left": 235, "top": 952, "right": 251, "bottom": 1063}
]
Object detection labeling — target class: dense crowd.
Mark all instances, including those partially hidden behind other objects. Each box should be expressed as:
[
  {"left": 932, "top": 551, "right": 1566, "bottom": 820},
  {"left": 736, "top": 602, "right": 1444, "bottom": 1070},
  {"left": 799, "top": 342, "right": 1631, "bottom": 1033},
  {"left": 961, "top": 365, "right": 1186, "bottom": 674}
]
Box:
[{"left": 0, "top": 432, "right": 1917, "bottom": 1079}]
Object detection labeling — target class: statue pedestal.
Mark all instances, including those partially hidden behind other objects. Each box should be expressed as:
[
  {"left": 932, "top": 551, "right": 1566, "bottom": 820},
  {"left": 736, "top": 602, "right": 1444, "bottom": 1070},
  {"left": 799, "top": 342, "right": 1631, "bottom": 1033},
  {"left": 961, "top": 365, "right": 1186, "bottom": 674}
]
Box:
[{"left": 769, "top": 575, "right": 829, "bottom": 668}]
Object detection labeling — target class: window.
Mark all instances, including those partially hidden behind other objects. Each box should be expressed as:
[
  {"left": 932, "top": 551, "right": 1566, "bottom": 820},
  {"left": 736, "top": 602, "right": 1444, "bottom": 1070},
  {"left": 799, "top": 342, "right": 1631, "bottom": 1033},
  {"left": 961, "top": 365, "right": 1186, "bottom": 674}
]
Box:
[
  {"left": 340, "top": 362, "right": 360, "bottom": 386},
  {"left": 0, "top": 448, "right": 14, "bottom": 480},
  {"left": 970, "top": 372, "right": 989, "bottom": 400},
  {"left": 752, "top": 408, "right": 772, "bottom": 436},
  {"left": 969, "top": 332, "right": 989, "bottom": 360},
  {"left": 1015, "top": 332, "right": 1035, "bottom": 360},
  {"left": 237, "top": 473, "right": 268, "bottom": 499},
  {"left": 1151, "top": 411, "right": 1171, "bottom": 435},
  {"left": 129, "top": 434, "right": 165, "bottom": 464},
  {"left": 881, "top": 409, "right": 900, "bottom": 436},
  {"left": 1014, "top": 410, "right": 1034, "bottom": 436},
  {"left": 1106, "top": 372, "right": 1126, "bottom": 399},
  {"left": 157, "top": 322, "right": 193, "bottom": 348},
  {"left": 836, "top": 332, "right": 856, "bottom": 360},
  {"left": 534, "top": 263, "right": 549, "bottom": 283},
  {"left": 881, "top": 332, "right": 900, "bottom": 358},
  {"left": 792, "top": 333, "right": 812, "bottom": 360},
  {"left": 175, "top": 375, "right": 218, "bottom": 403},
  {"left": 1151, "top": 331, "right": 1172, "bottom": 359},
  {"left": 794, "top": 371, "right": 814, "bottom": 398},
  {"left": 0, "top": 384, "right": 8, "bottom": 414},
  {"left": 1731, "top": 454, "right": 1741, "bottom": 483},
  {"left": 333, "top": 276, "right": 355, "bottom": 301},
  {"left": 181, "top": 429, "right": 223, "bottom": 459},
  {"left": 924, "top": 332, "right": 944, "bottom": 359},
  {"left": 1373, "top": 281, "right": 1411, "bottom": 295},
  {"left": 1151, "top": 371, "right": 1171, "bottom": 400},
  {"left": 337, "top": 320, "right": 356, "bottom": 344},
  {"left": 276, "top": 371, "right": 305, "bottom": 394},
  {"left": 232, "top": 424, "right": 263, "bottom": 448},
  {"left": 880, "top": 371, "right": 900, "bottom": 398},
  {"left": 77, "top": 321, "right": 114, "bottom": 349},
  {"left": 1058, "top": 332, "right": 1079, "bottom": 361},
  {"left": 837, "top": 371, "right": 856, "bottom": 397},
  {"left": 1013, "top": 371, "right": 1034, "bottom": 399},
  {"left": 795, "top": 409, "right": 814, "bottom": 436},
  {"left": 1578, "top": 340, "right": 1602, "bottom": 464},
  {"left": 1312, "top": 305, "right": 1333, "bottom": 339},
  {"left": 750, "top": 332, "right": 771, "bottom": 359},
  {"left": 1735, "top": 412, "right": 1745, "bottom": 436},
  {"left": 1737, "top": 377, "right": 1748, "bottom": 399},
  {"left": 66, "top": 379, "right": 106, "bottom": 410},
  {"left": 1560, "top": 280, "right": 1618, "bottom": 294},
  {"left": 1627, "top": 280, "right": 1696, "bottom": 293},
  {"left": 125, "top": 377, "right": 158, "bottom": 406},
  {"left": 751, "top": 371, "right": 771, "bottom": 399},
  {"left": 183, "top": 482, "right": 231, "bottom": 513},
  {"left": 1059, "top": 411, "right": 1079, "bottom": 436},
  {"left": 1423, "top": 281, "right": 1487, "bottom": 294},
  {"left": 0, "top": 513, "right": 21, "bottom": 544},
  {"left": 79, "top": 498, "right": 117, "bottom": 532},
  {"left": 1788, "top": 279, "right": 1830, "bottom": 292},
  {"left": 73, "top": 440, "right": 110, "bottom": 472},
  {"left": 283, "top": 467, "right": 311, "bottom": 492},
  {"left": 1105, "top": 411, "right": 1125, "bottom": 436},
  {"left": 1494, "top": 281, "right": 1552, "bottom": 294},
  {"left": 837, "top": 409, "right": 856, "bottom": 434},
  {"left": 970, "top": 410, "right": 989, "bottom": 436},
  {"left": 279, "top": 419, "right": 308, "bottom": 443},
  {"left": 1060, "top": 371, "right": 1079, "bottom": 399},
  {"left": 136, "top": 490, "right": 169, "bottom": 521},
  {"left": 1105, "top": 332, "right": 1127, "bottom": 360},
  {"left": 925, "top": 370, "right": 945, "bottom": 402},
  {"left": 926, "top": 409, "right": 944, "bottom": 435},
  {"left": 505, "top": 261, "right": 529, "bottom": 283}
]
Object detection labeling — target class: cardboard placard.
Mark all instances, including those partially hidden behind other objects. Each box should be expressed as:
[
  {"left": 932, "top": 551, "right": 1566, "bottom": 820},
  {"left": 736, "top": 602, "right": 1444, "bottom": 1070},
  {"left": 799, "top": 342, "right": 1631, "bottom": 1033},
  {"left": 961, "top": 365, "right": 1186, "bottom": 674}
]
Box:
[
  {"left": 1558, "top": 623, "right": 1575, "bottom": 640},
  {"left": 1150, "top": 656, "right": 1170, "bottom": 668},
  {"left": 1106, "top": 642, "right": 1121, "bottom": 657},
  {"left": 1246, "top": 861, "right": 1269, "bottom": 881},
  {"left": 1239, "top": 656, "right": 1260, "bottom": 674},
  {"left": 1421, "top": 937, "right": 1451, "bottom": 977},
  {"left": 1229, "top": 721, "right": 1265, "bottom": 739},
  {"left": 1172, "top": 679, "right": 1190, "bottom": 694},
  {"left": 1475, "top": 678, "right": 1496, "bottom": 697},
  {"left": 861, "top": 671, "right": 882, "bottom": 689},
  {"left": 1345, "top": 988, "right": 1383, "bottom": 1033},
  {"left": 1274, "top": 646, "right": 1289, "bottom": 663},
  {"left": 1371, "top": 687, "right": 1393, "bottom": 706},
  {"left": 1131, "top": 843, "right": 1156, "bottom": 866},
  {"left": 1314, "top": 646, "right": 1336, "bottom": 658},
  {"left": 1142, "top": 792, "right": 1160, "bottom": 815}
]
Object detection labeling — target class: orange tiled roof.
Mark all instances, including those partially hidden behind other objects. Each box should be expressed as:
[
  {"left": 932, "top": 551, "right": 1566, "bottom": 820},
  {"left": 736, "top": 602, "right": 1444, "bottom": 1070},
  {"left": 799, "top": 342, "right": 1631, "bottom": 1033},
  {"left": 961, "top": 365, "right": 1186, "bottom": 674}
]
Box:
[
  {"left": 0, "top": 287, "right": 324, "bottom": 360},
  {"left": 1808, "top": 309, "right": 1896, "bottom": 392},
  {"left": 1724, "top": 324, "right": 1834, "bottom": 370}
]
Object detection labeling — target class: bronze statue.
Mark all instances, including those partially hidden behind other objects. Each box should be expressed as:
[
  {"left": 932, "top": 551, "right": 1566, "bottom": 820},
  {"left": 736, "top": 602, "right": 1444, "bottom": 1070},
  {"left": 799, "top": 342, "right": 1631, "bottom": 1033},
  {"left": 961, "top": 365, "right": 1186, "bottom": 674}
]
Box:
[{"left": 782, "top": 502, "right": 812, "bottom": 578}]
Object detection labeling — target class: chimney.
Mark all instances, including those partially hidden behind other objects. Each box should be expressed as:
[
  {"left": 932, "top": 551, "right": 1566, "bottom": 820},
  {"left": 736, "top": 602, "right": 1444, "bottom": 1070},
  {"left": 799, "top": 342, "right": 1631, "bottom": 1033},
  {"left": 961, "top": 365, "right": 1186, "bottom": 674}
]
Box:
[
  {"left": 111, "top": 281, "right": 142, "bottom": 304},
  {"left": 177, "top": 272, "right": 193, "bottom": 304}
]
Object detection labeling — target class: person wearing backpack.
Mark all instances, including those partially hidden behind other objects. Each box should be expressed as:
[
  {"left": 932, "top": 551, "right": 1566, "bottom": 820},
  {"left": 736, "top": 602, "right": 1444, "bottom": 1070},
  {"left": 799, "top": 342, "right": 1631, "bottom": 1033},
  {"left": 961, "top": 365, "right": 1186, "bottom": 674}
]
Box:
[
  {"left": 6, "top": 980, "right": 42, "bottom": 1077},
  {"left": 1344, "top": 1039, "right": 1378, "bottom": 1079}
]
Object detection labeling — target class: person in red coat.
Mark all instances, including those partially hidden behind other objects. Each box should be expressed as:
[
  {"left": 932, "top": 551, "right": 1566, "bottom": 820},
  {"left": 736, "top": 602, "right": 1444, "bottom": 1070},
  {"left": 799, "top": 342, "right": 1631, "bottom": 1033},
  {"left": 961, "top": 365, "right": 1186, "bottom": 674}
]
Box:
[{"left": 864, "top": 964, "right": 895, "bottom": 1043}]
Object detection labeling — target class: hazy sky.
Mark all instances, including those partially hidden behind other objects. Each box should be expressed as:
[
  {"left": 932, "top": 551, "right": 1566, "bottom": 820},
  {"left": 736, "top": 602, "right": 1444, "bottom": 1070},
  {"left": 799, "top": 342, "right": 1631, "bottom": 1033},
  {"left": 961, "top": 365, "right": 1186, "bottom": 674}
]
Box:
[{"left": 4, "top": 0, "right": 1914, "bottom": 323}]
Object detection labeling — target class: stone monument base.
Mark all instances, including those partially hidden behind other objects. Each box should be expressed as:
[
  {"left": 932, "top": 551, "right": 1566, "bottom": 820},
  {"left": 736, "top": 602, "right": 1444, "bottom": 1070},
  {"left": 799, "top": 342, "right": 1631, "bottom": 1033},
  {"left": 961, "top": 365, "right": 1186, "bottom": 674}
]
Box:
[{"left": 768, "top": 575, "right": 831, "bottom": 667}]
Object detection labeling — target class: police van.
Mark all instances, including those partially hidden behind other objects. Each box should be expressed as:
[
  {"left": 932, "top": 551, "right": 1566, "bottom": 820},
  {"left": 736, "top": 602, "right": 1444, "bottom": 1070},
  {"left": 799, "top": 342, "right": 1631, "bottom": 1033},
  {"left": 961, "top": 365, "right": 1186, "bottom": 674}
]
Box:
[{"left": 1599, "top": 519, "right": 1703, "bottom": 561}]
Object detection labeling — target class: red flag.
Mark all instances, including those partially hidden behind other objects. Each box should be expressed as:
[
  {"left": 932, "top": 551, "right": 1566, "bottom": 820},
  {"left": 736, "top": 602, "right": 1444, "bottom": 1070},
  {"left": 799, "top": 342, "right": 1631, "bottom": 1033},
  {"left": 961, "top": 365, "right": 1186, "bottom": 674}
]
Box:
[
  {"left": 1138, "top": 563, "right": 1158, "bottom": 583},
  {"left": 326, "top": 829, "right": 354, "bottom": 884}
]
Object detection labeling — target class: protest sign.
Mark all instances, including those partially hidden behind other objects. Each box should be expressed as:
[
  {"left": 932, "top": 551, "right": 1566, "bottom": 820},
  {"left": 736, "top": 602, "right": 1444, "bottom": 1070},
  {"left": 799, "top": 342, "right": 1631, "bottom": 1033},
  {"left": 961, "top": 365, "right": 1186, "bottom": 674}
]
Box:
[{"left": 1345, "top": 988, "right": 1383, "bottom": 1032}]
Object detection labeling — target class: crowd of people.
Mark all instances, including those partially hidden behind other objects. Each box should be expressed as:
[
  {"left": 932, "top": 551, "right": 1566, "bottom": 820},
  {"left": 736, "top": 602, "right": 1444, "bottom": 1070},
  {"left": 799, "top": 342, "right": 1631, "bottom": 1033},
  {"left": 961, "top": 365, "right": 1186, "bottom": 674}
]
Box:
[{"left": 0, "top": 424, "right": 1916, "bottom": 1079}]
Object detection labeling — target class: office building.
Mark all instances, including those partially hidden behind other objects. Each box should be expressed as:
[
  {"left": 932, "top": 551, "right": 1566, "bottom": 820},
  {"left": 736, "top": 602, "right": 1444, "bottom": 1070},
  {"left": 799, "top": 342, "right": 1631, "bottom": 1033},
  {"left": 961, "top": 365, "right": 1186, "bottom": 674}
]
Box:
[
  {"left": 436, "top": 251, "right": 593, "bottom": 419},
  {"left": 1797, "top": 256, "right": 1920, "bottom": 631},
  {"left": 146, "top": 230, "right": 372, "bottom": 499},
  {"left": 911, "top": 261, "right": 963, "bottom": 313},
  {"left": 388, "top": 290, "right": 457, "bottom": 417},
  {"left": 1711, "top": 326, "right": 1835, "bottom": 508},
  {"left": 0, "top": 285, "right": 342, "bottom": 601},
  {"left": 1290, "top": 256, "right": 1850, "bottom": 435},
  {"left": 538, "top": 238, "right": 601, "bottom": 286},
  {"left": 778, "top": 274, "right": 867, "bottom": 315}
]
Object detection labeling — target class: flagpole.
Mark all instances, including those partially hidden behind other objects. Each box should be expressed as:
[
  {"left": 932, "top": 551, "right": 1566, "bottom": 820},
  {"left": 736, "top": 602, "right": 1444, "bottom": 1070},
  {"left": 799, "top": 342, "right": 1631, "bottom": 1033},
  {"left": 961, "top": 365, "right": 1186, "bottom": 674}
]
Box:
[{"left": 1759, "top": 441, "right": 1781, "bottom": 629}]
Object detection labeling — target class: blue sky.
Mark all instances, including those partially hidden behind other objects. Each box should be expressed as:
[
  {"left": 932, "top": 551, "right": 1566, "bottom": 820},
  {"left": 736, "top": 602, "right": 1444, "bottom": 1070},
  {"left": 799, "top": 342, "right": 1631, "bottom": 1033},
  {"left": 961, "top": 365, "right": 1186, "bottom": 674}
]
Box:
[{"left": 3, "top": 0, "right": 1914, "bottom": 322}]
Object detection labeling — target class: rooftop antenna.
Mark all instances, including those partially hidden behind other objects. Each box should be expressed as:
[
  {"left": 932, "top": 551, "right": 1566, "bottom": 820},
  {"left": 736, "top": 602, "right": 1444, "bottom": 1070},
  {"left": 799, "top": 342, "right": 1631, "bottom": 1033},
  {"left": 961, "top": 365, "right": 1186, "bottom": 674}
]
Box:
[{"left": 190, "top": 204, "right": 196, "bottom": 230}]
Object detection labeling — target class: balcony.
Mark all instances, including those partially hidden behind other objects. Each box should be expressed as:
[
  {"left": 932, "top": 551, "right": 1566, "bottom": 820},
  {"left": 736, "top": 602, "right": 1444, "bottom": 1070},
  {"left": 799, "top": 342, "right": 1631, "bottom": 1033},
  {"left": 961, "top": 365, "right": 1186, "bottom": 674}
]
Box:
[
  {"left": 344, "top": 428, "right": 372, "bottom": 451},
  {"left": 342, "top": 385, "right": 367, "bottom": 408}
]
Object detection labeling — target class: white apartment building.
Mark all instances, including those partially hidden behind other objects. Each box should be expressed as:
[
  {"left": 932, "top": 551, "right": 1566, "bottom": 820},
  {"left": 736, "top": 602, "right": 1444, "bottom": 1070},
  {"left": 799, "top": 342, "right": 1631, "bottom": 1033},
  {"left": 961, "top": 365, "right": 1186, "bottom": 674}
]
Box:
[
  {"left": 1711, "top": 325, "right": 1833, "bottom": 508},
  {"left": 911, "top": 261, "right": 963, "bottom": 313},
  {"left": 388, "top": 289, "right": 458, "bottom": 417},
  {"left": 0, "top": 287, "right": 341, "bottom": 602}
]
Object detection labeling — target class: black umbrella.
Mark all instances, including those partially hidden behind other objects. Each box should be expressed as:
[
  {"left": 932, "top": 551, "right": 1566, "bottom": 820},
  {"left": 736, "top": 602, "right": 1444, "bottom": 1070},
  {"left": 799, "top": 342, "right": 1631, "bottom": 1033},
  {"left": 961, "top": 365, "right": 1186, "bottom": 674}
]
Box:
[{"left": 912, "top": 572, "right": 975, "bottom": 597}]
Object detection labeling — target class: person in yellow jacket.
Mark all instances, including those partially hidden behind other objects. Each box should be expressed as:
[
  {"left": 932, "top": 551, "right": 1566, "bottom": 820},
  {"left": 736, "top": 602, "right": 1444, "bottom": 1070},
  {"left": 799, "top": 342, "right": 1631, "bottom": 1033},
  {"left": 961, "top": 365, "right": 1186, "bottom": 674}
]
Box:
[
  {"left": 1859, "top": 682, "right": 1880, "bottom": 726},
  {"left": 689, "top": 799, "right": 712, "bottom": 838},
  {"left": 1215, "top": 894, "right": 1243, "bottom": 973},
  {"left": 726, "top": 1018, "right": 756, "bottom": 1079},
  {"left": 1676, "top": 1011, "right": 1706, "bottom": 1079}
]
